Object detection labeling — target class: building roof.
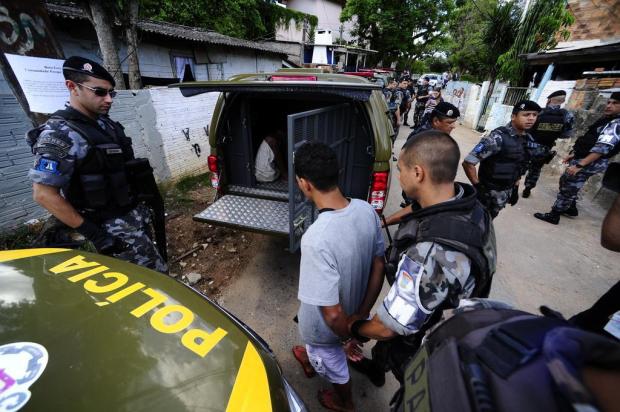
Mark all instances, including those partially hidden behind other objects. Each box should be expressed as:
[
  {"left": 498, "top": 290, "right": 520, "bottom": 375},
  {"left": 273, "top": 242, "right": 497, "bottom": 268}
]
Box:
[
  {"left": 523, "top": 37, "right": 620, "bottom": 65},
  {"left": 45, "top": 2, "right": 289, "bottom": 55}
]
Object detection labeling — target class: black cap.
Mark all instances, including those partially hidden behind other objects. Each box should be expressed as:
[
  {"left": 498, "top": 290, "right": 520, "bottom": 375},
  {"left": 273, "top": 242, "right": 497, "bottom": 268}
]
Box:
[
  {"left": 513, "top": 100, "right": 542, "bottom": 114},
  {"left": 63, "top": 56, "right": 115, "bottom": 87},
  {"left": 547, "top": 90, "right": 566, "bottom": 99},
  {"left": 611, "top": 91, "right": 620, "bottom": 101},
  {"left": 423, "top": 76, "right": 430, "bottom": 81},
  {"left": 433, "top": 102, "right": 460, "bottom": 118}
]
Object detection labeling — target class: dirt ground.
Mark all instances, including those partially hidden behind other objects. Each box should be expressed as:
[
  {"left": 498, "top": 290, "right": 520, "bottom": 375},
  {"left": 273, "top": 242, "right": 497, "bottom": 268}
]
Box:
[{"left": 163, "top": 180, "right": 259, "bottom": 298}]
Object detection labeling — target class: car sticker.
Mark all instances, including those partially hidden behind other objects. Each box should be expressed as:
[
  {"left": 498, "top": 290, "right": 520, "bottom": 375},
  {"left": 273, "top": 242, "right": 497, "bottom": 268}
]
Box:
[{"left": 0, "top": 342, "right": 49, "bottom": 412}]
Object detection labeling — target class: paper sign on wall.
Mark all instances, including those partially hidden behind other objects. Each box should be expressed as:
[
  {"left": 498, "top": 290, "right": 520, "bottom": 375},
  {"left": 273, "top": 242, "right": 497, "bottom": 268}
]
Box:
[{"left": 4, "top": 54, "right": 68, "bottom": 114}]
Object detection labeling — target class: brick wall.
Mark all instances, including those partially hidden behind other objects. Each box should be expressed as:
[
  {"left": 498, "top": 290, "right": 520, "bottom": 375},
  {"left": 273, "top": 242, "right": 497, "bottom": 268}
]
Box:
[
  {"left": 0, "top": 75, "right": 48, "bottom": 229},
  {"left": 567, "top": 0, "right": 620, "bottom": 41}
]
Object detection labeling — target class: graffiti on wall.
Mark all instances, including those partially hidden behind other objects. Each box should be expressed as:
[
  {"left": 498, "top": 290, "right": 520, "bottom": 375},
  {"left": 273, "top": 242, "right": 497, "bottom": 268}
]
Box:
[{"left": 0, "top": 1, "right": 59, "bottom": 57}]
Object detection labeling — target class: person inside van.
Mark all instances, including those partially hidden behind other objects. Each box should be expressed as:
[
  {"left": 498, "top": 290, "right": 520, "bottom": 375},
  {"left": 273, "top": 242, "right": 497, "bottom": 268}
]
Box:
[{"left": 255, "top": 130, "right": 287, "bottom": 183}]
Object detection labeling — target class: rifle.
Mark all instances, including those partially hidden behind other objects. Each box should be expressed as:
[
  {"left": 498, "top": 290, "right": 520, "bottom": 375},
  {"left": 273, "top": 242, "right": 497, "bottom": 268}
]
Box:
[{"left": 126, "top": 159, "right": 168, "bottom": 262}]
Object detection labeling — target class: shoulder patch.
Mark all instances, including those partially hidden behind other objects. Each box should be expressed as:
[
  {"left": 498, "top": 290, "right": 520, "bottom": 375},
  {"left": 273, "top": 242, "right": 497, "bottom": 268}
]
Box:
[
  {"left": 34, "top": 132, "right": 72, "bottom": 159},
  {"left": 34, "top": 158, "right": 61, "bottom": 175},
  {"left": 473, "top": 142, "right": 485, "bottom": 154}
]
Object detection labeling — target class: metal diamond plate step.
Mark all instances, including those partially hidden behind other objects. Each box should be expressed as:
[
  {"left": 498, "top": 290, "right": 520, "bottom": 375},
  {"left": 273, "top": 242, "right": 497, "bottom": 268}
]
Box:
[
  {"left": 228, "top": 184, "right": 288, "bottom": 201},
  {"left": 194, "top": 195, "right": 289, "bottom": 235}
]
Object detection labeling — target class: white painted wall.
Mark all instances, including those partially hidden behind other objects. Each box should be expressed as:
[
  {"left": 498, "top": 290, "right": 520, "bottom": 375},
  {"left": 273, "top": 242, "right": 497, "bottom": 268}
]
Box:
[
  {"left": 276, "top": 0, "right": 357, "bottom": 43},
  {"left": 463, "top": 83, "right": 484, "bottom": 129}
]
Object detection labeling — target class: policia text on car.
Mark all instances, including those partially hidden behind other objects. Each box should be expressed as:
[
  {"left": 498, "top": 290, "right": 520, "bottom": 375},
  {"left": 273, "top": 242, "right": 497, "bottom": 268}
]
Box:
[{"left": 26, "top": 56, "right": 167, "bottom": 273}]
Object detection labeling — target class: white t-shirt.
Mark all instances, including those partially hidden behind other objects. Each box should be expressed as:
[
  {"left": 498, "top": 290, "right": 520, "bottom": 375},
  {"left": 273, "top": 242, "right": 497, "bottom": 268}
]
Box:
[{"left": 255, "top": 140, "right": 279, "bottom": 182}]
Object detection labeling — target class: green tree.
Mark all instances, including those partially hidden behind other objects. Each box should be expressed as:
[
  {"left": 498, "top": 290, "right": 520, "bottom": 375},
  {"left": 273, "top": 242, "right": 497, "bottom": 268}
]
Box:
[
  {"left": 140, "top": 0, "right": 317, "bottom": 41},
  {"left": 446, "top": 0, "right": 520, "bottom": 82},
  {"left": 340, "top": 0, "right": 455, "bottom": 68},
  {"left": 498, "top": 0, "right": 573, "bottom": 84}
]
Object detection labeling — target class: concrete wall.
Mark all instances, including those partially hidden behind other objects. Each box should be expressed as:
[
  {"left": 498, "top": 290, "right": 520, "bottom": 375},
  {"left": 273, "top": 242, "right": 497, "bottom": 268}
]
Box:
[
  {"left": 463, "top": 82, "right": 488, "bottom": 129},
  {"left": 444, "top": 81, "right": 476, "bottom": 124}
]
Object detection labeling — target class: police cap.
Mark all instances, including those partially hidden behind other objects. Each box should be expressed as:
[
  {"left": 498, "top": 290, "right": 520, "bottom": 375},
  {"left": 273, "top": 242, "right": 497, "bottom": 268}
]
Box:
[
  {"left": 611, "top": 91, "right": 620, "bottom": 101},
  {"left": 63, "top": 56, "right": 115, "bottom": 87},
  {"left": 433, "top": 102, "right": 460, "bottom": 119},
  {"left": 423, "top": 76, "right": 430, "bottom": 81},
  {"left": 513, "top": 100, "right": 541, "bottom": 114},
  {"left": 547, "top": 90, "right": 566, "bottom": 99}
]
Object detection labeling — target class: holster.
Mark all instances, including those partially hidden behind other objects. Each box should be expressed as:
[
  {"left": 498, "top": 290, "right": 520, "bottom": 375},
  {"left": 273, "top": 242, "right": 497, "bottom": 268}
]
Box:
[{"left": 125, "top": 158, "right": 168, "bottom": 262}]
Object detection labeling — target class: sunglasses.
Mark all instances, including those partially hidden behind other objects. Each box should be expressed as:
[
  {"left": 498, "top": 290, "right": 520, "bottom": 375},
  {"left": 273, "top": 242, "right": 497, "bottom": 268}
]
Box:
[{"left": 76, "top": 83, "right": 117, "bottom": 98}]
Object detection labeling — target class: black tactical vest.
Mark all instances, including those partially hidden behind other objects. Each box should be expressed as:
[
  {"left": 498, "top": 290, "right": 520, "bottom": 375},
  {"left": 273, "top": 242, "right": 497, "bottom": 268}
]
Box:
[
  {"left": 478, "top": 127, "right": 525, "bottom": 190},
  {"left": 573, "top": 115, "right": 620, "bottom": 159},
  {"left": 385, "top": 184, "right": 497, "bottom": 300},
  {"left": 50, "top": 108, "right": 137, "bottom": 219},
  {"left": 530, "top": 107, "right": 566, "bottom": 147}
]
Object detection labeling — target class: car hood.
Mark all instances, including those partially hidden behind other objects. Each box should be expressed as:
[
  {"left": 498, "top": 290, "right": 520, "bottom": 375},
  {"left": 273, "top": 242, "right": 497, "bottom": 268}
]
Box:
[{"left": 0, "top": 249, "right": 288, "bottom": 412}]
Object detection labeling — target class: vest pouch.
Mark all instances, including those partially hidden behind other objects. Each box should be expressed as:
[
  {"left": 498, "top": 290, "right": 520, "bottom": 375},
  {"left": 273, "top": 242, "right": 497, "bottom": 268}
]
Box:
[
  {"left": 125, "top": 158, "right": 156, "bottom": 201},
  {"left": 79, "top": 174, "right": 108, "bottom": 208},
  {"left": 108, "top": 171, "right": 132, "bottom": 207}
]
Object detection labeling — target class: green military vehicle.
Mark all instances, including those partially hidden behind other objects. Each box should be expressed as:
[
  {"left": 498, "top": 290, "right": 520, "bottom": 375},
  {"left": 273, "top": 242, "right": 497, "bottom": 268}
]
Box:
[
  {"left": 173, "top": 71, "right": 394, "bottom": 251},
  {"left": 0, "top": 249, "right": 306, "bottom": 411}
]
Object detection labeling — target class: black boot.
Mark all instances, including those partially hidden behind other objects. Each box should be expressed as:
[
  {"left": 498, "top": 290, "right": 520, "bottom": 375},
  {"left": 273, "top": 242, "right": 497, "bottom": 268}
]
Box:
[
  {"left": 522, "top": 186, "right": 532, "bottom": 198},
  {"left": 534, "top": 210, "right": 560, "bottom": 225},
  {"left": 563, "top": 201, "right": 578, "bottom": 217}
]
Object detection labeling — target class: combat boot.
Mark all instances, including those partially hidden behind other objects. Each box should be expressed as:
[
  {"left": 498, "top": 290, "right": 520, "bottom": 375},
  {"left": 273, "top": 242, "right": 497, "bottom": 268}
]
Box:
[
  {"left": 534, "top": 210, "right": 560, "bottom": 225},
  {"left": 522, "top": 186, "right": 532, "bottom": 198},
  {"left": 562, "top": 201, "right": 578, "bottom": 217}
]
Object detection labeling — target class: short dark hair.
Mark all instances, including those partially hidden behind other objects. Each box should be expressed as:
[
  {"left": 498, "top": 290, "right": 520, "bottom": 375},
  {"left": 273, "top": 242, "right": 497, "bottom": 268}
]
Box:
[
  {"left": 294, "top": 142, "right": 339, "bottom": 191},
  {"left": 400, "top": 130, "right": 460, "bottom": 184},
  {"left": 63, "top": 69, "right": 92, "bottom": 84}
]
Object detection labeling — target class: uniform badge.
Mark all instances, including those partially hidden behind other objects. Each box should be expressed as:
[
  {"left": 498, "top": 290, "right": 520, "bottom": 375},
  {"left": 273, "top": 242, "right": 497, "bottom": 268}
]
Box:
[
  {"left": 82, "top": 63, "right": 93, "bottom": 72},
  {"left": 35, "top": 158, "right": 60, "bottom": 175},
  {"left": 473, "top": 142, "right": 485, "bottom": 154},
  {"left": 520, "top": 103, "right": 525, "bottom": 110},
  {"left": 447, "top": 109, "right": 453, "bottom": 116}
]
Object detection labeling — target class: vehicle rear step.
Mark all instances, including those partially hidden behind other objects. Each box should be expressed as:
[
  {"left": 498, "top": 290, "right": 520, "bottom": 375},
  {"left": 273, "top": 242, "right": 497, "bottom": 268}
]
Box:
[
  {"left": 228, "top": 183, "right": 288, "bottom": 201},
  {"left": 194, "top": 195, "right": 288, "bottom": 235}
]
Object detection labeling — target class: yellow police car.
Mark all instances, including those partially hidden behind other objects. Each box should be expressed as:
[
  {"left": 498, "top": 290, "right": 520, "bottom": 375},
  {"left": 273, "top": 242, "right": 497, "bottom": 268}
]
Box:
[{"left": 0, "top": 249, "right": 306, "bottom": 411}]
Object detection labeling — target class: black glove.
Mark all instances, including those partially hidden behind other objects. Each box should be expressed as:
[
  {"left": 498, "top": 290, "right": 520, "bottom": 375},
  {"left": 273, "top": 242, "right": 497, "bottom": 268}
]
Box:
[
  {"left": 474, "top": 182, "right": 483, "bottom": 194},
  {"left": 76, "top": 220, "right": 128, "bottom": 255},
  {"left": 509, "top": 186, "right": 519, "bottom": 206}
]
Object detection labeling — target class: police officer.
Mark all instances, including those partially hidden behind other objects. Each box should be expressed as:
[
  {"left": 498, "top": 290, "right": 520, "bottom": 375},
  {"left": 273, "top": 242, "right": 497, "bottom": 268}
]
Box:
[
  {"left": 462, "top": 100, "right": 541, "bottom": 219},
  {"left": 407, "top": 101, "right": 460, "bottom": 140},
  {"left": 27, "top": 56, "right": 167, "bottom": 272},
  {"left": 397, "top": 79, "right": 412, "bottom": 126},
  {"left": 347, "top": 130, "right": 496, "bottom": 383},
  {"left": 402, "top": 79, "right": 416, "bottom": 126},
  {"left": 412, "top": 76, "right": 430, "bottom": 129},
  {"left": 384, "top": 102, "right": 462, "bottom": 226},
  {"left": 534, "top": 92, "right": 620, "bottom": 224},
  {"left": 522, "top": 90, "right": 575, "bottom": 198}
]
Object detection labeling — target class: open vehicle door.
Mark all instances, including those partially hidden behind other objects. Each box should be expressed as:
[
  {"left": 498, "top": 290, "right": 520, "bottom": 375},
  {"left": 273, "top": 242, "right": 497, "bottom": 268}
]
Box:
[{"left": 287, "top": 103, "right": 353, "bottom": 251}]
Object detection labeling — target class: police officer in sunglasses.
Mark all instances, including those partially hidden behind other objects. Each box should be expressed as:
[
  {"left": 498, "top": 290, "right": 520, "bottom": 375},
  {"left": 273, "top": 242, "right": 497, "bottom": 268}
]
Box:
[{"left": 26, "top": 56, "right": 168, "bottom": 273}]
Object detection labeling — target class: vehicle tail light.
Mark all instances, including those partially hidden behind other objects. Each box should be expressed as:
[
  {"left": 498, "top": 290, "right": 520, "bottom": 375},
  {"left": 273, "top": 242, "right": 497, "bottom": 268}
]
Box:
[
  {"left": 269, "top": 75, "right": 317, "bottom": 81},
  {"left": 368, "top": 171, "right": 389, "bottom": 214},
  {"left": 207, "top": 154, "right": 220, "bottom": 189}
]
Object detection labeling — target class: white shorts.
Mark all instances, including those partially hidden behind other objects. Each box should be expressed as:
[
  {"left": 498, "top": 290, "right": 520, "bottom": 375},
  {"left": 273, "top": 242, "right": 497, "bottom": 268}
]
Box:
[{"left": 305, "top": 343, "right": 350, "bottom": 385}]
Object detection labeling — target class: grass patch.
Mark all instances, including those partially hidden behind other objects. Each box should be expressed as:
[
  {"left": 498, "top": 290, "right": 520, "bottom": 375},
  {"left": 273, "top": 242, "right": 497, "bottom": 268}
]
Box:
[{"left": 176, "top": 173, "right": 211, "bottom": 193}]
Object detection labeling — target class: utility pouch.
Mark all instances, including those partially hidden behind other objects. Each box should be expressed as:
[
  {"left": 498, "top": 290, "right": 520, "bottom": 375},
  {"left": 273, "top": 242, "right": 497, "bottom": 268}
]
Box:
[
  {"left": 79, "top": 174, "right": 107, "bottom": 208},
  {"left": 125, "top": 158, "right": 155, "bottom": 200},
  {"left": 108, "top": 171, "right": 132, "bottom": 207}
]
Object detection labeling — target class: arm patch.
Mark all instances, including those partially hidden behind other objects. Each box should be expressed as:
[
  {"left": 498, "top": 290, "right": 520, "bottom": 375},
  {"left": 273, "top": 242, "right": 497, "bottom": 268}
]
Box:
[
  {"left": 34, "top": 133, "right": 72, "bottom": 159},
  {"left": 34, "top": 158, "right": 61, "bottom": 175}
]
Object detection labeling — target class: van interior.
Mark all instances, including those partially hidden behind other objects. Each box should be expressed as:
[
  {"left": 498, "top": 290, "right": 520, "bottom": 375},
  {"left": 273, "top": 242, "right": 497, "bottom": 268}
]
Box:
[{"left": 195, "top": 92, "right": 376, "bottom": 251}]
